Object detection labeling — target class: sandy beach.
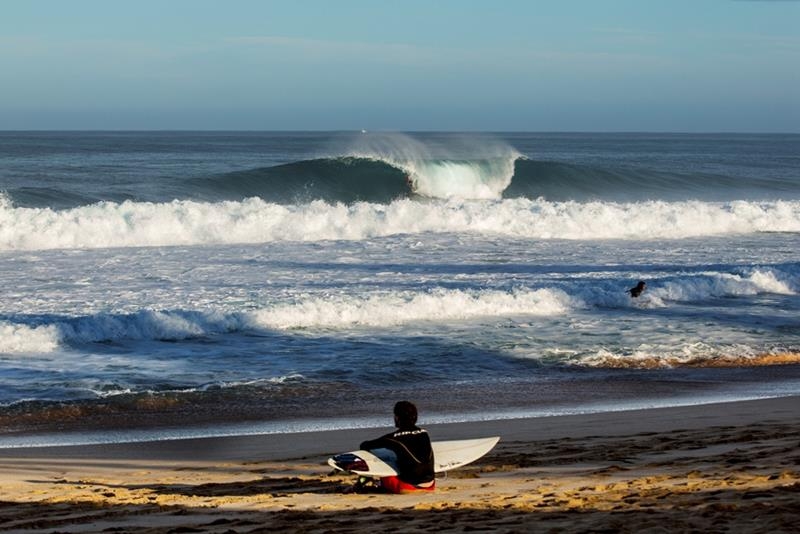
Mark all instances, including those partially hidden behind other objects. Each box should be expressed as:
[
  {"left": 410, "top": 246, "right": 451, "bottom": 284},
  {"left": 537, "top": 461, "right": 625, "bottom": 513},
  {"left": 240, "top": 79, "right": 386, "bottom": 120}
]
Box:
[{"left": 1, "top": 396, "right": 798, "bottom": 533}]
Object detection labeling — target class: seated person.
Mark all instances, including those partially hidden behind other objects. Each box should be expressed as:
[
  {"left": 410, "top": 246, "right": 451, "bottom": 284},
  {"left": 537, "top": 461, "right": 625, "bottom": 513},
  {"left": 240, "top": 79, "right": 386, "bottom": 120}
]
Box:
[{"left": 360, "top": 401, "right": 435, "bottom": 493}]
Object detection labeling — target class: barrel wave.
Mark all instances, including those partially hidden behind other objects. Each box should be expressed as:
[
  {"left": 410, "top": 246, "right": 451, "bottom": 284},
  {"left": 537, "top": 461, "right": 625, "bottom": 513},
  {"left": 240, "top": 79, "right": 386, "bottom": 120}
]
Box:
[
  {"left": 198, "top": 154, "right": 520, "bottom": 204},
  {"left": 5, "top": 131, "right": 799, "bottom": 209},
  {"left": 2, "top": 135, "right": 799, "bottom": 251},
  {"left": 196, "top": 156, "right": 800, "bottom": 204}
]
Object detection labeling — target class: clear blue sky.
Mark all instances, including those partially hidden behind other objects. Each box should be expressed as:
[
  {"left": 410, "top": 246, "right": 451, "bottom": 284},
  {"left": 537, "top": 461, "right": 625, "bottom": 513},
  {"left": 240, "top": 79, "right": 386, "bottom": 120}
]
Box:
[{"left": 1, "top": 0, "right": 798, "bottom": 131}]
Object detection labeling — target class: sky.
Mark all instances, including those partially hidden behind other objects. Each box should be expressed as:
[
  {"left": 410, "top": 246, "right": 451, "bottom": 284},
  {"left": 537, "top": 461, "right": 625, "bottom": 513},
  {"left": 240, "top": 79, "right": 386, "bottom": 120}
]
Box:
[{"left": 0, "top": 0, "right": 798, "bottom": 131}]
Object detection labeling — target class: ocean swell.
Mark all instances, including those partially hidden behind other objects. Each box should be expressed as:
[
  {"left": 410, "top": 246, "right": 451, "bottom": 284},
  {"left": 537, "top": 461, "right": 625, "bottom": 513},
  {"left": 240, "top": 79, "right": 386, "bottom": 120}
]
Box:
[{"left": 199, "top": 155, "right": 800, "bottom": 205}]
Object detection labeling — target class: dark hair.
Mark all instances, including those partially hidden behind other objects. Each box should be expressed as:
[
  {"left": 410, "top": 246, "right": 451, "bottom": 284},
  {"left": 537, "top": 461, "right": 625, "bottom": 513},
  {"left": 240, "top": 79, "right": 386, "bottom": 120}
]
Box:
[{"left": 393, "top": 401, "right": 418, "bottom": 427}]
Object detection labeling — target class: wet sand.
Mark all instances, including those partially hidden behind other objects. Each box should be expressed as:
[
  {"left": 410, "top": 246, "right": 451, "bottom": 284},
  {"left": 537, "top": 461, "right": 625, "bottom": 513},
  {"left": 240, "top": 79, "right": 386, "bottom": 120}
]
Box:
[{"left": 1, "top": 396, "right": 798, "bottom": 533}]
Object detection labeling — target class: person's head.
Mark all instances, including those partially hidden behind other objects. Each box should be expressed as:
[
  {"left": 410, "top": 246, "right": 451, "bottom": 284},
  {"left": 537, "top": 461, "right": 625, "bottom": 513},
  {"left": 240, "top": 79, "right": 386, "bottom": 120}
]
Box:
[
  {"left": 636, "top": 281, "right": 646, "bottom": 289},
  {"left": 393, "top": 401, "right": 418, "bottom": 429}
]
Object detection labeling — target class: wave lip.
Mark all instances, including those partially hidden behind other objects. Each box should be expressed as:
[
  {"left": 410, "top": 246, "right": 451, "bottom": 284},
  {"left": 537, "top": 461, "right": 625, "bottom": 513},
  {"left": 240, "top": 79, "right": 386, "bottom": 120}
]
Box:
[
  {"left": 405, "top": 157, "right": 518, "bottom": 200},
  {"left": 55, "top": 309, "right": 250, "bottom": 344},
  {"left": 0, "top": 310, "right": 251, "bottom": 354}
]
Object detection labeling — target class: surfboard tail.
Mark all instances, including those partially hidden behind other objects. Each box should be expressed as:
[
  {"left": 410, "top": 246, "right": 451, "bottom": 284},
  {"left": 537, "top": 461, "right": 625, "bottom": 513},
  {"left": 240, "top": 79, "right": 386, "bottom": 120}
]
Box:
[{"left": 432, "top": 436, "right": 500, "bottom": 473}]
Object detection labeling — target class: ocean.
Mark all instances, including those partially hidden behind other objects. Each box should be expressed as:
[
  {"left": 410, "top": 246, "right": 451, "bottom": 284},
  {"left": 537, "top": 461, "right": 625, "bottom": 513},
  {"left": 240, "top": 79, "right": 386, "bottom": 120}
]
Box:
[{"left": 1, "top": 131, "right": 799, "bottom": 447}]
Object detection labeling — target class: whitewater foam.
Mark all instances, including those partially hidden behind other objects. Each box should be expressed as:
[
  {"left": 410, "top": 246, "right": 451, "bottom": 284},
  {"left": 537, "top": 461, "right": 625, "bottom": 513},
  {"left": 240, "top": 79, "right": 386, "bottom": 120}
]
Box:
[
  {"left": 2, "top": 194, "right": 799, "bottom": 251},
  {"left": 0, "top": 322, "right": 60, "bottom": 353},
  {"left": 252, "top": 287, "right": 574, "bottom": 329},
  {"left": 5, "top": 263, "right": 794, "bottom": 354},
  {"left": 516, "top": 265, "right": 799, "bottom": 311},
  {"left": 649, "top": 268, "right": 797, "bottom": 303}
]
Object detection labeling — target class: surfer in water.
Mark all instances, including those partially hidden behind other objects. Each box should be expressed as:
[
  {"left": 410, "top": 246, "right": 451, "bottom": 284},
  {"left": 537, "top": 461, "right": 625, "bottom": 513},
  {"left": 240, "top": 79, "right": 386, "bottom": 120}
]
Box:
[
  {"left": 628, "top": 280, "right": 647, "bottom": 298},
  {"left": 358, "top": 400, "right": 435, "bottom": 494}
]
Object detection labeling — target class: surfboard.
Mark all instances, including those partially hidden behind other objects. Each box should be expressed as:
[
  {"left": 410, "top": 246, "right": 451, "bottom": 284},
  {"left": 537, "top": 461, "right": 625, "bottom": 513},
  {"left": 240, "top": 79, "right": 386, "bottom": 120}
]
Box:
[{"left": 328, "top": 436, "right": 500, "bottom": 477}]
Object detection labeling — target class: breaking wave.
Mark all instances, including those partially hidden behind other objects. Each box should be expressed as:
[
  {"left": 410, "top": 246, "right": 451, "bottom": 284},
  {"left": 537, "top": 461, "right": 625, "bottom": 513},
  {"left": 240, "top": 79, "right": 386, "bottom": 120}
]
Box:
[
  {"left": 0, "top": 322, "right": 60, "bottom": 353},
  {"left": 2, "top": 193, "right": 799, "bottom": 251},
  {"left": 251, "top": 287, "right": 572, "bottom": 329},
  {"left": 0, "top": 288, "right": 573, "bottom": 354},
  {"left": 2, "top": 265, "right": 796, "bottom": 355},
  {"left": 194, "top": 153, "right": 800, "bottom": 206},
  {"left": 4, "top": 132, "right": 799, "bottom": 210}
]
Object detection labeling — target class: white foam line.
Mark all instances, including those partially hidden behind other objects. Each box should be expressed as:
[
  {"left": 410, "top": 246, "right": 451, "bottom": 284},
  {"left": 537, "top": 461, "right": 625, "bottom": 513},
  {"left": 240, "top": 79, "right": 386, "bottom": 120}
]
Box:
[{"left": 2, "top": 194, "right": 799, "bottom": 251}]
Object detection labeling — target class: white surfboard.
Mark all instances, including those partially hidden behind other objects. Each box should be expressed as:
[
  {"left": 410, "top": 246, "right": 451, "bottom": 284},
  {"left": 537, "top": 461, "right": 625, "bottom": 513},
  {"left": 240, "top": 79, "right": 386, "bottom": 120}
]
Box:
[{"left": 328, "top": 436, "right": 500, "bottom": 477}]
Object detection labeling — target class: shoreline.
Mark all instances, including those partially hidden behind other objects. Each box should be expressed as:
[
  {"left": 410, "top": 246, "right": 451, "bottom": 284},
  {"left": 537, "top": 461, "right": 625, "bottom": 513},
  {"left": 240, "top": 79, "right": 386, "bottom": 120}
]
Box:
[
  {"left": 1, "top": 395, "right": 796, "bottom": 461},
  {"left": 1, "top": 396, "right": 798, "bottom": 533},
  {"left": 2, "top": 375, "right": 799, "bottom": 449}
]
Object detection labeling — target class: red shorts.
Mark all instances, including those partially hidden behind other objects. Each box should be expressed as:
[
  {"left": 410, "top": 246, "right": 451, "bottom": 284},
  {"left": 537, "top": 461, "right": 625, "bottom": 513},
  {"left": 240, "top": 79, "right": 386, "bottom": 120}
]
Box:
[{"left": 380, "top": 476, "right": 436, "bottom": 494}]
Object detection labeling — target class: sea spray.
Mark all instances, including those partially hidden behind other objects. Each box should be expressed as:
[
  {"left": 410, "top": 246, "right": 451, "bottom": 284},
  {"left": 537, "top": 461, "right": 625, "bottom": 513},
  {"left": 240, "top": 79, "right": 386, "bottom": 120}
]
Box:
[{"left": 252, "top": 287, "right": 574, "bottom": 329}]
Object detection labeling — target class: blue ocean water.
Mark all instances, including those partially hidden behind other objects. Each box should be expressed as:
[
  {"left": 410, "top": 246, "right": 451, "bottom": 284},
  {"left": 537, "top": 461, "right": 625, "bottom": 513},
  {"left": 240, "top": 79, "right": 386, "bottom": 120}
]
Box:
[{"left": 1, "top": 131, "right": 799, "bottom": 445}]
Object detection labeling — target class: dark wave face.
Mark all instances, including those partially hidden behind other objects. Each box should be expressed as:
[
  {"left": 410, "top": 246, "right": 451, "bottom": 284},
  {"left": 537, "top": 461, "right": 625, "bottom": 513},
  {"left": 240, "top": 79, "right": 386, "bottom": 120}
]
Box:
[
  {"left": 8, "top": 187, "right": 110, "bottom": 209},
  {"left": 192, "top": 157, "right": 413, "bottom": 204},
  {"left": 504, "top": 159, "right": 800, "bottom": 202},
  {"left": 10, "top": 156, "right": 800, "bottom": 209},
  {"left": 195, "top": 155, "right": 800, "bottom": 204}
]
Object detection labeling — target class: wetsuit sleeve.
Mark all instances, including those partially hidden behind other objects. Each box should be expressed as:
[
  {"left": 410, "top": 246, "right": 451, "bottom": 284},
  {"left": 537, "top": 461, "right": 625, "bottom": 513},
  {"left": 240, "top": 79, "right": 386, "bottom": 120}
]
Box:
[{"left": 360, "top": 433, "right": 394, "bottom": 451}]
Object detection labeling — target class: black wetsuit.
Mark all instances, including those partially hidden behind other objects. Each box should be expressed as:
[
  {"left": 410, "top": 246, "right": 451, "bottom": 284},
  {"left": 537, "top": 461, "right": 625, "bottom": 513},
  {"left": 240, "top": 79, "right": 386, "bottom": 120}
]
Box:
[
  {"left": 628, "top": 282, "right": 646, "bottom": 298},
  {"left": 360, "top": 426, "right": 435, "bottom": 485}
]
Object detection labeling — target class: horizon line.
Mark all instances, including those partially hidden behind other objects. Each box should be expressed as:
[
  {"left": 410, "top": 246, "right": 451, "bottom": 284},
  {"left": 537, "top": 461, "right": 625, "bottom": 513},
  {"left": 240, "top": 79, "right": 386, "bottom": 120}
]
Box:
[{"left": 2, "top": 129, "right": 798, "bottom": 135}]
